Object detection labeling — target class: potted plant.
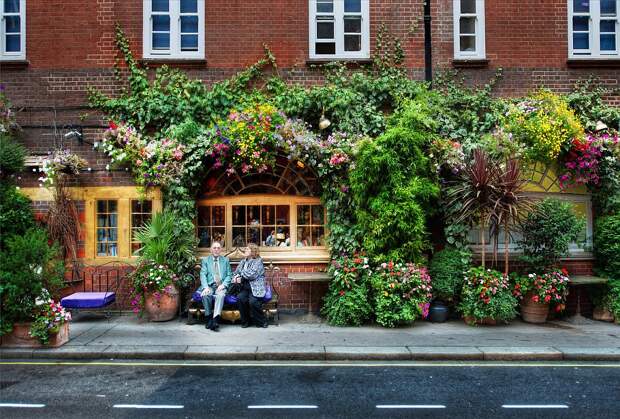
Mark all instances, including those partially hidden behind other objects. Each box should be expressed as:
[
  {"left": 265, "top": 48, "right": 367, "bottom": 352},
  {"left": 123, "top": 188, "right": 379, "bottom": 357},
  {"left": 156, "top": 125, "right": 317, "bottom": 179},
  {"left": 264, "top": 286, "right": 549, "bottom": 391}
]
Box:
[
  {"left": 592, "top": 279, "right": 620, "bottom": 323},
  {"left": 458, "top": 267, "right": 518, "bottom": 326},
  {"left": 370, "top": 261, "right": 433, "bottom": 328},
  {"left": 428, "top": 247, "right": 472, "bottom": 322},
  {"left": 129, "top": 262, "right": 180, "bottom": 321},
  {"left": 513, "top": 270, "right": 570, "bottom": 323}
]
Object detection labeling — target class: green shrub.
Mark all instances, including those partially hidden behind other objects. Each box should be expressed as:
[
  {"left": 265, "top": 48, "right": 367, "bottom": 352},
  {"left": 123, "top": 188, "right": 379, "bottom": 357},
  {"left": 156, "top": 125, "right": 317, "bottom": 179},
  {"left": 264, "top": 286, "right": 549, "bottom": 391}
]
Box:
[
  {"left": 594, "top": 214, "right": 620, "bottom": 279},
  {"left": 604, "top": 279, "right": 620, "bottom": 320},
  {"left": 0, "top": 185, "right": 35, "bottom": 250},
  {"left": 321, "top": 254, "right": 372, "bottom": 326},
  {"left": 428, "top": 247, "right": 472, "bottom": 302},
  {"left": 0, "top": 135, "right": 26, "bottom": 178},
  {"left": 0, "top": 228, "right": 65, "bottom": 336},
  {"left": 518, "top": 198, "right": 585, "bottom": 272},
  {"left": 458, "top": 267, "right": 518, "bottom": 325}
]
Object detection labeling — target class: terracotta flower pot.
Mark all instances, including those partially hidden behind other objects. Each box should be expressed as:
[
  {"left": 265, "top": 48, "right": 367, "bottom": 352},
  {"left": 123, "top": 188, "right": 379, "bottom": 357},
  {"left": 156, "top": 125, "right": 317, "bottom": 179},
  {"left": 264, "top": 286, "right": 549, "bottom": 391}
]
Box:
[
  {"left": 0, "top": 322, "right": 69, "bottom": 348},
  {"left": 520, "top": 292, "right": 549, "bottom": 324},
  {"left": 592, "top": 307, "right": 614, "bottom": 322},
  {"left": 144, "top": 285, "right": 179, "bottom": 322}
]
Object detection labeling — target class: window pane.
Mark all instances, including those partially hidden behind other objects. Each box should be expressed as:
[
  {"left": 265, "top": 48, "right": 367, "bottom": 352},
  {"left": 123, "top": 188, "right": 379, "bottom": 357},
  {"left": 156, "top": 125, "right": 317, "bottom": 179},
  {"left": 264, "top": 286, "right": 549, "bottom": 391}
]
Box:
[
  {"left": 276, "top": 227, "right": 290, "bottom": 247},
  {"left": 248, "top": 227, "right": 260, "bottom": 245},
  {"left": 153, "top": 33, "right": 170, "bottom": 49},
  {"left": 344, "top": 35, "right": 361, "bottom": 51},
  {"left": 4, "top": 0, "right": 19, "bottom": 13},
  {"left": 5, "top": 34, "right": 20, "bottom": 52},
  {"left": 573, "top": 32, "right": 589, "bottom": 49},
  {"left": 5, "top": 16, "right": 20, "bottom": 33},
  {"left": 97, "top": 200, "right": 106, "bottom": 213},
  {"left": 276, "top": 205, "right": 290, "bottom": 225},
  {"left": 297, "top": 205, "right": 310, "bottom": 225},
  {"left": 108, "top": 200, "right": 117, "bottom": 212},
  {"left": 316, "top": 42, "right": 336, "bottom": 54},
  {"left": 181, "top": 16, "right": 198, "bottom": 33},
  {"left": 459, "top": 17, "right": 476, "bottom": 34},
  {"left": 232, "top": 206, "right": 245, "bottom": 225},
  {"left": 263, "top": 227, "right": 277, "bottom": 246},
  {"left": 297, "top": 227, "right": 311, "bottom": 247},
  {"left": 180, "top": 0, "right": 198, "bottom": 13},
  {"left": 198, "top": 206, "right": 211, "bottom": 226},
  {"left": 317, "top": 21, "right": 334, "bottom": 38},
  {"left": 262, "top": 205, "right": 275, "bottom": 225},
  {"left": 573, "top": 16, "right": 589, "bottom": 31},
  {"left": 317, "top": 1, "right": 333, "bottom": 13},
  {"left": 344, "top": 0, "right": 361, "bottom": 13},
  {"left": 247, "top": 206, "right": 260, "bottom": 225},
  {"left": 232, "top": 227, "right": 246, "bottom": 247},
  {"left": 152, "top": 0, "right": 169, "bottom": 12},
  {"left": 460, "top": 0, "right": 476, "bottom": 14},
  {"left": 460, "top": 35, "right": 476, "bottom": 51},
  {"left": 312, "top": 205, "right": 324, "bottom": 224},
  {"left": 601, "top": 0, "right": 617, "bottom": 15},
  {"left": 601, "top": 34, "right": 616, "bottom": 50},
  {"left": 344, "top": 17, "right": 361, "bottom": 33},
  {"left": 600, "top": 20, "right": 616, "bottom": 32},
  {"left": 212, "top": 227, "right": 226, "bottom": 247},
  {"left": 212, "top": 206, "right": 225, "bottom": 225},
  {"left": 132, "top": 200, "right": 152, "bottom": 213},
  {"left": 153, "top": 15, "right": 170, "bottom": 31},
  {"left": 573, "top": 0, "right": 590, "bottom": 13},
  {"left": 181, "top": 35, "right": 198, "bottom": 50},
  {"left": 198, "top": 227, "right": 210, "bottom": 247},
  {"left": 311, "top": 226, "right": 325, "bottom": 246}
]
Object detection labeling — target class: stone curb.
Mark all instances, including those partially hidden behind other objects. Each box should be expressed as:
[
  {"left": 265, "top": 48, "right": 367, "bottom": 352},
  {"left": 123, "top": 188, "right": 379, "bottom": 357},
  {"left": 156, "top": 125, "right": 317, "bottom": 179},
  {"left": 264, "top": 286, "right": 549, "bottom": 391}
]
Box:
[{"left": 2, "top": 346, "right": 620, "bottom": 361}]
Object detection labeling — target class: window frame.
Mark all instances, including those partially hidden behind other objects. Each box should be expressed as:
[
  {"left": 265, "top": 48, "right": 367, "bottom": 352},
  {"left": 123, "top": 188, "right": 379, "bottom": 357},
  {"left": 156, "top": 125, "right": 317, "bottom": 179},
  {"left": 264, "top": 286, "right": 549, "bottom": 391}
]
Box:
[
  {"left": 308, "top": 0, "right": 370, "bottom": 60},
  {"left": 568, "top": 0, "right": 620, "bottom": 59},
  {"left": 453, "top": 0, "right": 486, "bottom": 60},
  {"left": 1, "top": 0, "right": 26, "bottom": 61},
  {"left": 142, "top": 0, "right": 205, "bottom": 60},
  {"left": 196, "top": 194, "right": 329, "bottom": 261}
]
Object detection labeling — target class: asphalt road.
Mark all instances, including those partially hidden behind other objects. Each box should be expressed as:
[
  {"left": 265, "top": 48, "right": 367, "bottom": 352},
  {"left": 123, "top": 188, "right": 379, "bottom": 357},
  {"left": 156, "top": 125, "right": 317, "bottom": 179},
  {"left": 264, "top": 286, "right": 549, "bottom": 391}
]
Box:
[{"left": 0, "top": 361, "right": 619, "bottom": 418}]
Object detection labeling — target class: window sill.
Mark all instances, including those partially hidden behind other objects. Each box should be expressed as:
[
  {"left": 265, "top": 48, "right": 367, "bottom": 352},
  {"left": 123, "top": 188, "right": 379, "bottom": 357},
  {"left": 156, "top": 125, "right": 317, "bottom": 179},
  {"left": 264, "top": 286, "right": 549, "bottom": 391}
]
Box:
[
  {"left": 140, "top": 58, "right": 207, "bottom": 66},
  {"left": 306, "top": 57, "right": 373, "bottom": 66},
  {"left": 567, "top": 58, "right": 620, "bottom": 68},
  {"left": 452, "top": 58, "right": 489, "bottom": 68},
  {"left": 197, "top": 249, "right": 330, "bottom": 264},
  {"left": 0, "top": 59, "right": 29, "bottom": 69}
]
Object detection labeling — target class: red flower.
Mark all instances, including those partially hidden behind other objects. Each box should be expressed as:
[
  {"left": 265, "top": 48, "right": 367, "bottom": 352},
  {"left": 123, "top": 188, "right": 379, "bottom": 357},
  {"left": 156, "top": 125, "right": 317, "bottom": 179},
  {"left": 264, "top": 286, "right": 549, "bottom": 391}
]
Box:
[
  {"left": 532, "top": 295, "right": 540, "bottom": 303},
  {"left": 339, "top": 290, "right": 345, "bottom": 296},
  {"left": 544, "top": 295, "right": 552, "bottom": 303},
  {"left": 109, "top": 121, "right": 118, "bottom": 130},
  {"left": 561, "top": 268, "right": 569, "bottom": 276}
]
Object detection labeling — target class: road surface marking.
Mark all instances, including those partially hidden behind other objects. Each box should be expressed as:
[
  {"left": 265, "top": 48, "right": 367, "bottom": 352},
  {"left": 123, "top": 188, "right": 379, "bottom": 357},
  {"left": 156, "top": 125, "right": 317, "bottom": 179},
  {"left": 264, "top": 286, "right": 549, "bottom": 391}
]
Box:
[
  {"left": 502, "top": 405, "right": 568, "bottom": 409},
  {"left": 248, "top": 405, "right": 318, "bottom": 409},
  {"left": 0, "top": 403, "right": 45, "bottom": 408},
  {"left": 113, "top": 404, "right": 184, "bottom": 409},
  {"left": 377, "top": 405, "right": 446, "bottom": 409}
]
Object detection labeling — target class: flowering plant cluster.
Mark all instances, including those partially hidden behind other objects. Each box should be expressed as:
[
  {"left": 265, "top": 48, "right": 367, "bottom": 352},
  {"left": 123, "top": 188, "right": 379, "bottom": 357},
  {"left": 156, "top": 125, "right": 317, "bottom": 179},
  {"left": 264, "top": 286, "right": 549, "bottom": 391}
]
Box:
[
  {"left": 505, "top": 90, "right": 584, "bottom": 162},
  {"left": 560, "top": 132, "right": 619, "bottom": 189},
  {"left": 128, "top": 261, "right": 179, "bottom": 314},
  {"left": 513, "top": 269, "right": 570, "bottom": 312},
  {"left": 430, "top": 138, "right": 466, "bottom": 175},
  {"left": 321, "top": 252, "right": 372, "bottom": 326},
  {"left": 29, "top": 289, "right": 71, "bottom": 345},
  {"left": 39, "top": 149, "right": 88, "bottom": 187},
  {"left": 458, "top": 267, "right": 518, "bottom": 325},
  {"left": 102, "top": 122, "right": 185, "bottom": 187},
  {"left": 370, "top": 261, "right": 433, "bottom": 327}
]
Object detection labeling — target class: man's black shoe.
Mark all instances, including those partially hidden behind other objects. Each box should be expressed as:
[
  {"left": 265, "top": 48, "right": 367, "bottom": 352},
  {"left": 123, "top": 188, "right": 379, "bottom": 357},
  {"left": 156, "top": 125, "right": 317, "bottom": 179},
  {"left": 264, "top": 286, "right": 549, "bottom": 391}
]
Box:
[
  {"left": 206, "top": 314, "right": 214, "bottom": 330},
  {"left": 212, "top": 315, "right": 221, "bottom": 331},
  {"left": 256, "top": 323, "right": 268, "bottom": 328},
  {"left": 241, "top": 322, "right": 250, "bottom": 328}
]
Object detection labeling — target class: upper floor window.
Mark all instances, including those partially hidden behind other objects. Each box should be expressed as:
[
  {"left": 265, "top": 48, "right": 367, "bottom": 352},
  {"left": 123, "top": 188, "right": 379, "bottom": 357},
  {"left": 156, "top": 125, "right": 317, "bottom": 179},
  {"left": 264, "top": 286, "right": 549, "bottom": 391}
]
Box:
[
  {"left": 309, "top": 0, "right": 370, "bottom": 59},
  {"left": 569, "top": 0, "right": 619, "bottom": 58},
  {"left": 453, "top": 0, "right": 486, "bottom": 59},
  {"left": 143, "top": 0, "right": 205, "bottom": 59},
  {"left": 1, "top": 0, "right": 26, "bottom": 60}
]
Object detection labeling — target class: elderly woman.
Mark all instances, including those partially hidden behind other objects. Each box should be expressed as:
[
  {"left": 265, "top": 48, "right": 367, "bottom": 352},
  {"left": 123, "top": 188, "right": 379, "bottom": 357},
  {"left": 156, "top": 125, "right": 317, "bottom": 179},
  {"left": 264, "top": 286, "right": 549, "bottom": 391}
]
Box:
[{"left": 232, "top": 243, "right": 268, "bottom": 328}]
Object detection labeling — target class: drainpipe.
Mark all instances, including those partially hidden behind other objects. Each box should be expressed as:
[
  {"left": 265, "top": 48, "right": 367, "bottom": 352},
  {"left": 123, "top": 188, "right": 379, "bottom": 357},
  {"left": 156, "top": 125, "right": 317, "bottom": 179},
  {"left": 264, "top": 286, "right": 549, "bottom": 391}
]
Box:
[{"left": 424, "top": 0, "right": 433, "bottom": 86}]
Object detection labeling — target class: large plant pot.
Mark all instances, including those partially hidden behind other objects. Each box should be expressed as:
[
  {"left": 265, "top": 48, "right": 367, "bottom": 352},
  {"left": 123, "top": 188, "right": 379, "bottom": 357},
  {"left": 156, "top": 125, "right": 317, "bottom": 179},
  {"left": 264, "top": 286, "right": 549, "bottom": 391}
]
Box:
[
  {"left": 593, "top": 307, "right": 614, "bottom": 322},
  {"left": 429, "top": 301, "right": 450, "bottom": 323},
  {"left": 463, "top": 316, "right": 497, "bottom": 326},
  {"left": 144, "top": 285, "right": 179, "bottom": 322},
  {"left": 1, "top": 322, "right": 69, "bottom": 348},
  {"left": 520, "top": 293, "right": 549, "bottom": 324}
]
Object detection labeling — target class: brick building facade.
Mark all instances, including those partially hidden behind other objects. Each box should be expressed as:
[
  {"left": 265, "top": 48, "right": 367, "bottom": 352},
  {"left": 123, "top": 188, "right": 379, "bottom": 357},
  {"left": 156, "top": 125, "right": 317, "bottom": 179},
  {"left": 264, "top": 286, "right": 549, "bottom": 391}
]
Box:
[{"left": 2, "top": 0, "right": 618, "bottom": 311}]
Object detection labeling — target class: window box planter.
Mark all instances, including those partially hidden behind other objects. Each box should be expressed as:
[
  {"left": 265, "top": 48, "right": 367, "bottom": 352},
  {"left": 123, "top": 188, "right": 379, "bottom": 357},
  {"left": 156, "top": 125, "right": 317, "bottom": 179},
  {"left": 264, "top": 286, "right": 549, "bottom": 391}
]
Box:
[{"left": 0, "top": 322, "right": 69, "bottom": 348}]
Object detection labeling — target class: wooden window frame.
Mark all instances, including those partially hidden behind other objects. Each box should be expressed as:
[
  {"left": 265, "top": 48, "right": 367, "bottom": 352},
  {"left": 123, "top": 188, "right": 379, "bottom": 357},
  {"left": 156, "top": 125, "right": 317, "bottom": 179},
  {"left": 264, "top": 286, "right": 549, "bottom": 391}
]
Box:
[
  {"left": 453, "top": 0, "right": 486, "bottom": 60},
  {"left": 308, "top": 0, "right": 370, "bottom": 60},
  {"left": 1, "top": 0, "right": 26, "bottom": 61},
  {"left": 142, "top": 0, "right": 205, "bottom": 60},
  {"left": 568, "top": 0, "right": 620, "bottom": 59}
]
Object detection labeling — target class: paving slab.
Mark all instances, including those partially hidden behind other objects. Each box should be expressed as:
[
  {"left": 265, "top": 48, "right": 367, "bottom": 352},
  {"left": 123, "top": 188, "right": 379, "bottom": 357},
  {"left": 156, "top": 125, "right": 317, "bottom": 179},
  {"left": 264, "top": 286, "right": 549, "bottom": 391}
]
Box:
[
  {"left": 256, "top": 345, "right": 325, "bottom": 360},
  {"left": 32, "top": 345, "right": 110, "bottom": 359},
  {"left": 184, "top": 346, "right": 257, "bottom": 360},
  {"left": 557, "top": 346, "right": 620, "bottom": 361},
  {"left": 480, "top": 346, "right": 563, "bottom": 361},
  {"left": 102, "top": 345, "right": 188, "bottom": 359},
  {"left": 408, "top": 346, "right": 483, "bottom": 360},
  {"left": 325, "top": 346, "right": 411, "bottom": 361}
]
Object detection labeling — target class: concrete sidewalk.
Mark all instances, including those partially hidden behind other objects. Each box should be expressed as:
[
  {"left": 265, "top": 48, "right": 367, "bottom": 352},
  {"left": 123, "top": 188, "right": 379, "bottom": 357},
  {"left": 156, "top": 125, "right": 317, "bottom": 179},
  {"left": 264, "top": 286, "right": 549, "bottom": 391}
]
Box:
[{"left": 1, "top": 313, "right": 619, "bottom": 361}]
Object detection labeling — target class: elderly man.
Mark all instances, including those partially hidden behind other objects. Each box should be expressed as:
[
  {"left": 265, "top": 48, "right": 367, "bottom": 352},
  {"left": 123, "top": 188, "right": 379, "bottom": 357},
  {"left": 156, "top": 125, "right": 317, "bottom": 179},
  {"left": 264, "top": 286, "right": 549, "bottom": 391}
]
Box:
[{"left": 197, "top": 241, "right": 232, "bottom": 331}]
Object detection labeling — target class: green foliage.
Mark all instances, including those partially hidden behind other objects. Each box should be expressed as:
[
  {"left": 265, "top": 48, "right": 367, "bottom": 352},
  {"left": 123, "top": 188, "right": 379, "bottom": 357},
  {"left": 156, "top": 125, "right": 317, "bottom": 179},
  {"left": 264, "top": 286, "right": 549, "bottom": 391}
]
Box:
[
  {"left": 0, "top": 135, "right": 26, "bottom": 178},
  {"left": 321, "top": 254, "right": 372, "bottom": 326},
  {"left": 602, "top": 279, "right": 620, "bottom": 320},
  {"left": 594, "top": 214, "right": 620, "bottom": 279},
  {"left": 350, "top": 98, "right": 440, "bottom": 263},
  {"left": 428, "top": 247, "right": 472, "bottom": 302},
  {"left": 458, "top": 267, "right": 518, "bottom": 324},
  {"left": 566, "top": 78, "right": 620, "bottom": 132},
  {"left": 0, "top": 229, "right": 65, "bottom": 336},
  {"left": 518, "top": 198, "right": 585, "bottom": 272},
  {"left": 0, "top": 184, "right": 35, "bottom": 250}
]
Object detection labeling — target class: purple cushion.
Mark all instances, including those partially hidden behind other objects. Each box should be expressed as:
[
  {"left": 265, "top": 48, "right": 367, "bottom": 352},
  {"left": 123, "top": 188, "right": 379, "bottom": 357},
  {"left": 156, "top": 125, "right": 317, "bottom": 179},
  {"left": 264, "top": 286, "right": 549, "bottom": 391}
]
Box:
[
  {"left": 225, "top": 294, "right": 238, "bottom": 305},
  {"left": 61, "top": 292, "right": 115, "bottom": 309},
  {"left": 192, "top": 291, "right": 202, "bottom": 302},
  {"left": 263, "top": 285, "right": 272, "bottom": 302}
]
